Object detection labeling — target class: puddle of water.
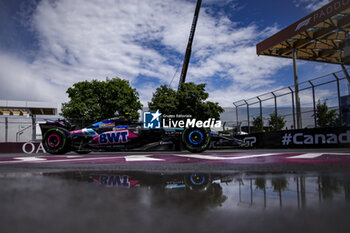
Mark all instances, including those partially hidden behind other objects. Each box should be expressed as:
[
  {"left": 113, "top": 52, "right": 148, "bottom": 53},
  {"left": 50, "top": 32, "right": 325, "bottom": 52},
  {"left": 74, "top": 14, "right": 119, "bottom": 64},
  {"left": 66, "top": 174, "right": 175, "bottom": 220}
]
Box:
[{"left": 0, "top": 171, "right": 349, "bottom": 233}]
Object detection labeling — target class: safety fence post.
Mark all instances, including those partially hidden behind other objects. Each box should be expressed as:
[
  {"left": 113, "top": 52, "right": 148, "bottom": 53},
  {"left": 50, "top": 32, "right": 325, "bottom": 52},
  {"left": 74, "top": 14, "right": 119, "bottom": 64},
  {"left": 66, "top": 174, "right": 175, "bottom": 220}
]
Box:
[
  {"left": 244, "top": 100, "right": 250, "bottom": 134},
  {"left": 308, "top": 80, "right": 317, "bottom": 127},
  {"left": 288, "top": 87, "right": 296, "bottom": 129},
  {"left": 333, "top": 73, "right": 343, "bottom": 126},
  {"left": 257, "top": 96, "right": 263, "bottom": 123},
  {"left": 233, "top": 103, "right": 239, "bottom": 129},
  {"left": 271, "top": 92, "right": 278, "bottom": 130},
  {"left": 5, "top": 117, "right": 8, "bottom": 142},
  {"left": 31, "top": 115, "right": 36, "bottom": 141}
]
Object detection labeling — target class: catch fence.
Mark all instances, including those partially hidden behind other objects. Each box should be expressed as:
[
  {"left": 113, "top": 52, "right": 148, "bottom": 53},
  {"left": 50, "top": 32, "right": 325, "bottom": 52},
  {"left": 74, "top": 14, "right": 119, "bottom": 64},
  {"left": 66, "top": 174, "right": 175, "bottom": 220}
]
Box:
[{"left": 232, "top": 69, "right": 350, "bottom": 133}]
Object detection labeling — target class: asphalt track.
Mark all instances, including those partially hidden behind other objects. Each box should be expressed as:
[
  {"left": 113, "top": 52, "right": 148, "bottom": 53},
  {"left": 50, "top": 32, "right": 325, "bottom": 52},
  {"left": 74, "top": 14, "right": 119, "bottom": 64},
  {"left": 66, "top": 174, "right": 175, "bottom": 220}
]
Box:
[{"left": 0, "top": 148, "right": 350, "bottom": 173}]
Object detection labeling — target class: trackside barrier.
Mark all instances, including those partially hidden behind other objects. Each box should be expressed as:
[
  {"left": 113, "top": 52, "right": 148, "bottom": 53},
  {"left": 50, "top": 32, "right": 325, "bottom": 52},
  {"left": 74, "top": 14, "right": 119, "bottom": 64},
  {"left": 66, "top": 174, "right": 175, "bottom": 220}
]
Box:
[
  {"left": 235, "top": 127, "right": 350, "bottom": 148},
  {"left": 0, "top": 142, "right": 45, "bottom": 154}
]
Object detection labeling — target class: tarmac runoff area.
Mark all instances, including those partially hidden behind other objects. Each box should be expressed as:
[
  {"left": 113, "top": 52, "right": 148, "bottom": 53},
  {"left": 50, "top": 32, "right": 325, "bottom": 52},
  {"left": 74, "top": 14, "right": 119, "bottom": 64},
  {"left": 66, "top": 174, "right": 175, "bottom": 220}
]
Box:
[{"left": 0, "top": 148, "right": 350, "bottom": 173}]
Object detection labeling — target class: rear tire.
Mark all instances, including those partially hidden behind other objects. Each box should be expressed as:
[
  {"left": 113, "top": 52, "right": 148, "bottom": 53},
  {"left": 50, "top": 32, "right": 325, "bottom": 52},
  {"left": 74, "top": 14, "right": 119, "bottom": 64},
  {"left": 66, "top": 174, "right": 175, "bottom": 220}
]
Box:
[
  {"left": 182, "top": 128, "right": 210, "bottom": 153},
  {"left": 43, "top": 128, "right": 71, "bottom": 155}
]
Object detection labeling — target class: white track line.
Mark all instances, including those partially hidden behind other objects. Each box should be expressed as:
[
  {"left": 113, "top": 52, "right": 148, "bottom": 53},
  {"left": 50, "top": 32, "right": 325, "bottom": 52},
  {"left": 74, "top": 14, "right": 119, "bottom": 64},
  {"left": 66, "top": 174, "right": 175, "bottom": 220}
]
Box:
[{"left": 172, "top": 153, "right": 280, "bottom": 160}]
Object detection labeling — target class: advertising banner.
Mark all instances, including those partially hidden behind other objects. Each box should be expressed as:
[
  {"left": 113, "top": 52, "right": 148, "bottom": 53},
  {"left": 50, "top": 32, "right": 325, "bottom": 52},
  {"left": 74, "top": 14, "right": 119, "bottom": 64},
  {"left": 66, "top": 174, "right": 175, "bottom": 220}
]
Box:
[{"left": 237, "top": 127, "right": 350, "bottom": 149}]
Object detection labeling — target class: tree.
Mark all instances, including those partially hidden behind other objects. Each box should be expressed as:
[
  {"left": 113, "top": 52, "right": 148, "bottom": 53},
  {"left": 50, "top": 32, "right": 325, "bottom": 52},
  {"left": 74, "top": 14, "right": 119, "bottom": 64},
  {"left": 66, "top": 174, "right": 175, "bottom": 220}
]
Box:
[
  {"left": 148, "top": 83, "right": 224, "bottom": 120},
  {"left": 61, "top": 78, "right": 142, "bottom": 122},
  {"left": 272, "top": 177, "right": 288, "bottom": 208},
  {"left": 148, "top": 85, "right": 178, "bottom": 115},
  {"left": 319, "top": 176, "right": 341, "bottom": 200},
  {"left": 255, "top": 178, "right": 267, "bottom": 208},
  {"left": 268, "top": 111, "right": 286, "bottom": 131},
  {"left": 314, "top": 100, "right": 338, "bottom": 128},
  {"left": 252, "top": 116, "right": 264, "bottom": 133}
]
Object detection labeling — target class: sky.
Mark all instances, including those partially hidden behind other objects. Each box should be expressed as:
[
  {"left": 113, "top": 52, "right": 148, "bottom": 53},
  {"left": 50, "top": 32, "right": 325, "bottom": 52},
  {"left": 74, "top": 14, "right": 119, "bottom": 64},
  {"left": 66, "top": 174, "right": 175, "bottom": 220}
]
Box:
[{"left": 0, "top": 0, "right": 342, "bottom": 109}]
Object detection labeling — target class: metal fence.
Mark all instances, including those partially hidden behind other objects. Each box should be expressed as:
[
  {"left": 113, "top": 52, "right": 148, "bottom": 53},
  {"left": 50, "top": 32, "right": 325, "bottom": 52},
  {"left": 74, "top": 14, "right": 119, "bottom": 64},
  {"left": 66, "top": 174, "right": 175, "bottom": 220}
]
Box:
[
  {"left": 233, "top": 69, "right": 350, "bottom": 133},
  {"left": 0, "top": 116, "right": 58, "bottom": 142}
]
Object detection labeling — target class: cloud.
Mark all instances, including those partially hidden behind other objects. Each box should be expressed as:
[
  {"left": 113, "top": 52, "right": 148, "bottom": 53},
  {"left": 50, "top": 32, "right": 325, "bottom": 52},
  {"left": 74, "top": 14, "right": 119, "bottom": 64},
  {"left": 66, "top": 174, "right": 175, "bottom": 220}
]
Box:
[
  {"left": 0, "top": 0, "right": 294, "bottom": 109},
  {"left": 0, "top": 52, "right": 66, "bottom": 102},
  {"left": 30, "top": 0, "right": 179, "bottom": 83},
  {"left": 293, "top": 0, "right": 332, "bottom": 12}
]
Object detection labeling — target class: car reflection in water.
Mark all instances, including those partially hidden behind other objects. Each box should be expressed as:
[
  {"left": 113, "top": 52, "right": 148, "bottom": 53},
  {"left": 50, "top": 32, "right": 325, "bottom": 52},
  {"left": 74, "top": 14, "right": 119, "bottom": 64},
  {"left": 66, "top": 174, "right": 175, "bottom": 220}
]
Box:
[
  {"left": 2, "top": 170, "right": 350, "bottom": 233},
  {"left": 44, "top": 171, "right": 230, "bottom": 212},
  {"left": 44, "top": 171, "right": 350, "bottom": 210}
]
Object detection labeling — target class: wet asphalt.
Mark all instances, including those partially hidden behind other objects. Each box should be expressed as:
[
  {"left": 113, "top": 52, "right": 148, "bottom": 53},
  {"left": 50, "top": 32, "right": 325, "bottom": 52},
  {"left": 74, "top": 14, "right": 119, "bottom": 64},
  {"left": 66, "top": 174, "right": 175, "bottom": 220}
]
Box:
[{"left": 0, "top": 149, "right": 349, "bottom": 233}]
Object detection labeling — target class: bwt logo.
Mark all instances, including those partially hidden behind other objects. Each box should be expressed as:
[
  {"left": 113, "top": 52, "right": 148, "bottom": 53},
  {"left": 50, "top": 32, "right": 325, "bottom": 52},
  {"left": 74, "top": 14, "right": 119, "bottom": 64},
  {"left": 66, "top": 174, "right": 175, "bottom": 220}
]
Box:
[
  {"left": 143, "top": 110, "right": 161, "bottom": 129},
  {"left": 99, "top": 130, "right": 129, "bottom": 144},
  {"left": 99, "top": 175, "right": 130, "bottom": 187}
]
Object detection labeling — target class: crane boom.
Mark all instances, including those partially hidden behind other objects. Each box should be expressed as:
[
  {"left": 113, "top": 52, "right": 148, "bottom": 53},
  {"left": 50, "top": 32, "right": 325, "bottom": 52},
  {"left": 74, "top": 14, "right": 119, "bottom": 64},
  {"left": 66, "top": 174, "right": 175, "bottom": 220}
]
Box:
[{"left": 177, "top": 0, "right": 202, "bottom": 90}]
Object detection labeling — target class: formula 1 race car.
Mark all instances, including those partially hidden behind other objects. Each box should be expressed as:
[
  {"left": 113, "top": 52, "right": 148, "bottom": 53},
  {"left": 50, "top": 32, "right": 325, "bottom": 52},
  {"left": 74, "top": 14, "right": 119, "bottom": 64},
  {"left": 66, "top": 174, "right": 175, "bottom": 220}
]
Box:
[
  {"left": 45, "top": 170, "right": 234, "bottom": 192},
  {"left": 40, "top": 115, "right": 214, "bottom": 155}
]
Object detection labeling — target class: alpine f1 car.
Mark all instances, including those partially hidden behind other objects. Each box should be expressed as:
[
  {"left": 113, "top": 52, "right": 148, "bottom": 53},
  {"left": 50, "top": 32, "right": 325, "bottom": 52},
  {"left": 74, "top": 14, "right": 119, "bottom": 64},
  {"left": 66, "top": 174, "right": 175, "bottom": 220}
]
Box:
[
  {"left": 40, "top": 115, "right": 215, "bottom": 154},
  {"left": 40, "top": 115, "right": 246, "bottom": 155}
]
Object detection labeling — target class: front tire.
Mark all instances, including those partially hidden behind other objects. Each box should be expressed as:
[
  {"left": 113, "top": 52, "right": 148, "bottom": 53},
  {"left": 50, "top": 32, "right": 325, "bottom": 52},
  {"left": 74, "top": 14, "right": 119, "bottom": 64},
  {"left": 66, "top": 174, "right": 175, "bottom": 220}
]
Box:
[
  {"left": 43, "top": 128, "right": 71, "bottom": 155},
  {"left": 184, "top": 173, "right": 211, "bottom": 190},
  {"left": 182, "top": 128, "right": 210, "bottom": 153}
]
